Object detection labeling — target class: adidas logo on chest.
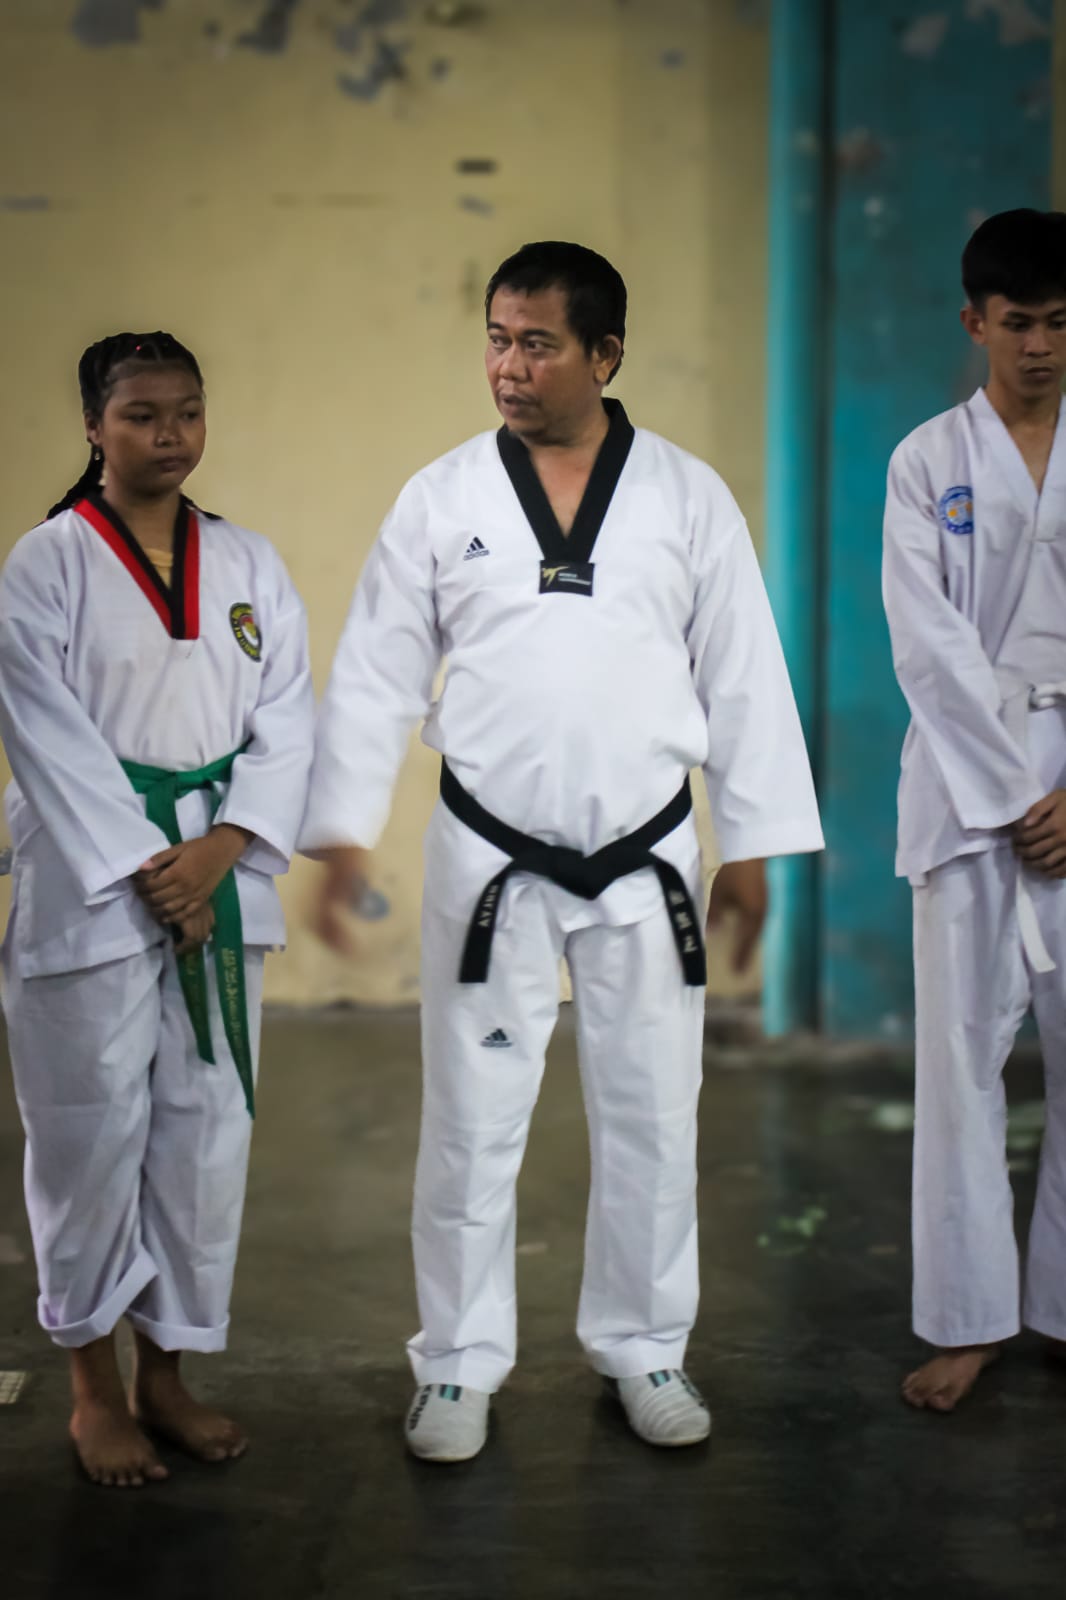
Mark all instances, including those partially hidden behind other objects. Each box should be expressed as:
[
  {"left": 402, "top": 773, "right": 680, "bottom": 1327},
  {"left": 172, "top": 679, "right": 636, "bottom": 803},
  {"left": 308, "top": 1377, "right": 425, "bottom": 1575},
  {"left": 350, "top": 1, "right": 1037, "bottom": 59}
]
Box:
[{"left": 463, "top": 537, "right": 490, "bottom": 561}]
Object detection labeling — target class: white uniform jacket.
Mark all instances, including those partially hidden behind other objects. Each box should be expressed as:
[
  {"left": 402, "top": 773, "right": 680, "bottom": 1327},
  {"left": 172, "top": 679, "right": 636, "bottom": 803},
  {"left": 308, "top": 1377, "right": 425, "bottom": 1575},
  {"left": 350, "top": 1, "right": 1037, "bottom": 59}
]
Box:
[
  {"left": 302, "top": 403, "right": 823, "bottom": 926},
  {"left": 0, "top": 495, "right": 314, "bottom": 976},
  {"left": 883, "top": 388, "right": 1066, "bottom": 884}
]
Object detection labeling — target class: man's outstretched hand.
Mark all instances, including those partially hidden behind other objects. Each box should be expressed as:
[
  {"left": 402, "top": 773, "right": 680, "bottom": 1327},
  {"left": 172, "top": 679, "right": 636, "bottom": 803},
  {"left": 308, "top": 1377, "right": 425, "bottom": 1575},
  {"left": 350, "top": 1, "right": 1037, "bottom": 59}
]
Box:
[
  {"left": 706, "top": 859, "right": 768, "bottom": 975},
  {"left": 307, "top": 845, "right": 373, "bottom": 956}
]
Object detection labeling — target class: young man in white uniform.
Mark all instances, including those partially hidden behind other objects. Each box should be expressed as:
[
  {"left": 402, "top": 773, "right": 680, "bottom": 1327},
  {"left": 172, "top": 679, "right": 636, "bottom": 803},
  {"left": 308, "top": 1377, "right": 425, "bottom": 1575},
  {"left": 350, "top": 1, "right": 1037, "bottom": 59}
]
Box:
[
  {"left": 304, "top": 243, "right": 822, "bottom": 1461},
  {"left": 882, "top": 210, "right": 1066, "bottom": 1412}
]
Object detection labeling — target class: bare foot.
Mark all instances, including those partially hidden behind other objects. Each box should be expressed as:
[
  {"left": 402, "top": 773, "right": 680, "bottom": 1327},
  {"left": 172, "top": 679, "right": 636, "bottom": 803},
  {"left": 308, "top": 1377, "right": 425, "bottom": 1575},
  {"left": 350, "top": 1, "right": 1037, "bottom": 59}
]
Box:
[
  {"left": 134, "top": 1381, "right": 247, "bottom": 1463},
  {"left": 71, "top": 1399, "right": 169, "bottom": 1488},
  {"left": 132, "top": 1333, "right": 247, "bottom": 1464},
  {"left": 69, "top": 1335, "right": 168, "bottom": 1488},
  {"left": 901, "top": 1344, "right": 1000, "bottom": 1412}
]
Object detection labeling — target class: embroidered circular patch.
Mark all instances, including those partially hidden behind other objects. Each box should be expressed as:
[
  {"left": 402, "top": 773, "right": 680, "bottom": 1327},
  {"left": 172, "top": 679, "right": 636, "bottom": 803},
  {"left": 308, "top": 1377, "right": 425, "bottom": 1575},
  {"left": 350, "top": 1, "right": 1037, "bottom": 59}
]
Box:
[
  {"left": 938, "top": 485, "right": 974, "bottom": 536},
  {"left": 229, "top": 602, "right": 262, "bottom": 661}
]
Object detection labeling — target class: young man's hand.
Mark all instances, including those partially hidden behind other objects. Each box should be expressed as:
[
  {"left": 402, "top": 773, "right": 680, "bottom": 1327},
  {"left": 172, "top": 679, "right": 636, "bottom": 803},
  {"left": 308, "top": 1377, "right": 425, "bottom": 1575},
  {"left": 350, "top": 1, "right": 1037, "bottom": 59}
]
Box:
[
  {"left": 1014, "top": 790, "right": 1066, "bottom": 877},
  {"left": 134, "top": 824, "right": 253, "bottom": 924},
  {"left": 706, "top": 859, "right": 768, "bottom": 975},
  {"left": 173, "top": 904, "right": 216, "bottom": 957},
  {"left": 307, "top": 846, "right": 373, "bottom": 957}
]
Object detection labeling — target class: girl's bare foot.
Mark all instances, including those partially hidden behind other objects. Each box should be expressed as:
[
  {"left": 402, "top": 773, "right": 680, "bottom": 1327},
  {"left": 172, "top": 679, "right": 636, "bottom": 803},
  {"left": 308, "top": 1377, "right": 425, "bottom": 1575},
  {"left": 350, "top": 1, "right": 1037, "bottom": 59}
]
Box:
[
  {"left": 901, "top": 1344, "right": 1001, "bottom": 1412},
  {"left": 131, "top": 1332, "right": 247, "bottom": 1463},
  {"left": 69, "top": 1335, "right": 168, "bottom": 1488}
]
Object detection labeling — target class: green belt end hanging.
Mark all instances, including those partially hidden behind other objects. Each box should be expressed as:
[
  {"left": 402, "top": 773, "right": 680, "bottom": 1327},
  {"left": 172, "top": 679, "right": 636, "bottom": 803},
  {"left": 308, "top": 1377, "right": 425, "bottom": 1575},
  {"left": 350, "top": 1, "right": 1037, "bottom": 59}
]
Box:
[{"left": 122, "top": 746, "right": 256, "bottom": 1118}]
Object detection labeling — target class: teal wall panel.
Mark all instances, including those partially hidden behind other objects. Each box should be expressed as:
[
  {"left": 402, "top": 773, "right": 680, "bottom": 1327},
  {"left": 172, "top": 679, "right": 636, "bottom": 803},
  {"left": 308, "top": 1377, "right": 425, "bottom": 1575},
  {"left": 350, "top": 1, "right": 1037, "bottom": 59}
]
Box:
[
  {"left": 765, "top": 0, "right": 1053, "bottom": 1035},
  {"left": 822, "top": 0, "right": 1052, "bottom": 1035}
]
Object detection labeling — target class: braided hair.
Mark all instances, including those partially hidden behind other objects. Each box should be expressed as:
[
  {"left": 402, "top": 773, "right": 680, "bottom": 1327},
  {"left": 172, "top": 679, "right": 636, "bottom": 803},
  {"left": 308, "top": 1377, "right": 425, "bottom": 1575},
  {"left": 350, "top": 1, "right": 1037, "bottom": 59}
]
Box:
[{"left": 48, "top": 332, "right": 218, "bottom": 521}]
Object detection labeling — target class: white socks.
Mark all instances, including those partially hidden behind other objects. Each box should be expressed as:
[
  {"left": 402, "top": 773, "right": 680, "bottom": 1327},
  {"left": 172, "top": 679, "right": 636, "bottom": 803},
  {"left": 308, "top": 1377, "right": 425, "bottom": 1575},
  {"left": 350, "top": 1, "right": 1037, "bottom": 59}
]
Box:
[
  {"left": 615, "top": 1370, "right": 712, "bottom": 1447},
  {"left": 405, "top": 1384, "right": 491, "bottom": 1463}
]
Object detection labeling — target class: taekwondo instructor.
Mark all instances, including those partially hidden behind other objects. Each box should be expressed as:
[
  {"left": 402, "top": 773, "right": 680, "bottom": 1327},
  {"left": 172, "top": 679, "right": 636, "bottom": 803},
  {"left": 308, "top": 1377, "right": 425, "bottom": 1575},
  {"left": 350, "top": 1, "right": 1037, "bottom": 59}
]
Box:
[{"left": 302, "top": 242, "right": 823, "bottom": 1462}]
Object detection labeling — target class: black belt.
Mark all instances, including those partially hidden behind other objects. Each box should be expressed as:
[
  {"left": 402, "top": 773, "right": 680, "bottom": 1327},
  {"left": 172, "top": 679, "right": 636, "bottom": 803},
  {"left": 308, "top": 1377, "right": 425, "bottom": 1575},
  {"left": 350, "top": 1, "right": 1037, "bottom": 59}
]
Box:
[{"left": 439, "top": 762, "right": 707, "bottom": 987}]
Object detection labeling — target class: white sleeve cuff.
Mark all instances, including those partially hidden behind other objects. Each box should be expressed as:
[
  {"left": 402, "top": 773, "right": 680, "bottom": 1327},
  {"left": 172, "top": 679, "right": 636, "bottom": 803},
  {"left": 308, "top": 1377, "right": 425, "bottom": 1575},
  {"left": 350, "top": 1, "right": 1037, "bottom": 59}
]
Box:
[
  {"left": 82, "top": 831, "right": 170, "bottom": 903},
  {"left": 716, "top": 821, "right": 826, "bottom": 865},
  {"left": 214, "top": 804, "right": 293, "bottom": 877}
]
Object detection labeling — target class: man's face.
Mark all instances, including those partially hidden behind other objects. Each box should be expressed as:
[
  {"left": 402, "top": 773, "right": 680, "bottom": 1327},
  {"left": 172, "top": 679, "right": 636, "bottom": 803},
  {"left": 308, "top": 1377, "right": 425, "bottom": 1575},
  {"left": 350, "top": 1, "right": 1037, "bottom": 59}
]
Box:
[
  {"left": 962, "top": 294, "right": 1066, "bottom": 401},
  {"left": 485, "top": 285, "right": 617, "bottom": 442}
]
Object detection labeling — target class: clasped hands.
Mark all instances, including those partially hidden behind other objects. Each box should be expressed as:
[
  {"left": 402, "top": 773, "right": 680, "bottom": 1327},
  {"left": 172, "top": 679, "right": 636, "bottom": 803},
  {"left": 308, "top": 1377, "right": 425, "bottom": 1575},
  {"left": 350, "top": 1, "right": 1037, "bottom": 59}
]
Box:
[
  {"left": 132, "top": 824, "right": 252, "bottom": 955},
  {"left": 1013, "top": 790, "right": 1066, "bottom": 879}
]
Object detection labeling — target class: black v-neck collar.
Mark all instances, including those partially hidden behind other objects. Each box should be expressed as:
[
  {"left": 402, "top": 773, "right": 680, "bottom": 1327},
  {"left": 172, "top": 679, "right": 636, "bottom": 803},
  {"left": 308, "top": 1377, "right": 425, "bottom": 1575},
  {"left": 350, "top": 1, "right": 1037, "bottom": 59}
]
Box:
[
  {"left": 78, "top": 491, "right": 199, "bottom": 640},
  {"left": 496, "top": 398, "right": 636, "bottom": 564}
]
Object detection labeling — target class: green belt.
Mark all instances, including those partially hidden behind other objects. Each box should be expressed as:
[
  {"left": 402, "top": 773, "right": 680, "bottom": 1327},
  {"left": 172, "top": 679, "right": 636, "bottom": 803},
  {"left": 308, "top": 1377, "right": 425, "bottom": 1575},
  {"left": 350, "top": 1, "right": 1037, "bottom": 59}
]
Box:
[{"left": 121, "top": 747, "right": 255, "bottom": 1118}]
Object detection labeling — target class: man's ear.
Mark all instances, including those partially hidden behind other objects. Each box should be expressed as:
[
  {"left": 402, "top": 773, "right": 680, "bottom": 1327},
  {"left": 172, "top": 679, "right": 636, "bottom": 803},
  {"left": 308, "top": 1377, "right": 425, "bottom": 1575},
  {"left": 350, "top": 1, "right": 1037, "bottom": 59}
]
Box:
[
  {"left": 960, "top": 302, "right": 987, "bottom": 347},
  {"left": 595, "top": 335, "right": 624, "bottom": 387}
]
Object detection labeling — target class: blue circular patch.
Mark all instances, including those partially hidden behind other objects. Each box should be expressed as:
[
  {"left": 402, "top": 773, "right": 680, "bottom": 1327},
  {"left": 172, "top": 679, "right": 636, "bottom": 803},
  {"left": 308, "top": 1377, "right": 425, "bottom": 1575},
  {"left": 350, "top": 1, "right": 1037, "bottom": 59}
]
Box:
[{"left": 938, "top": 485, "right": 974, "bottom": 536}]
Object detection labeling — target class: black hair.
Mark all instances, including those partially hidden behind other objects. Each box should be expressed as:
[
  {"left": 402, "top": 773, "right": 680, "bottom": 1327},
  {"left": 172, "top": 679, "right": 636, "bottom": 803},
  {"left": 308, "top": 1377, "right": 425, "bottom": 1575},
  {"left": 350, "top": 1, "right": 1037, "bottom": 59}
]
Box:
[
  {"left": 48, "top": 331, "right": 218, "bottom": 520},
  {"left": 962, "top": 209, "right": 1066, "bottom": 310},
  {"left": 484, "top": 241, "right": 627, "bottom": 381}
]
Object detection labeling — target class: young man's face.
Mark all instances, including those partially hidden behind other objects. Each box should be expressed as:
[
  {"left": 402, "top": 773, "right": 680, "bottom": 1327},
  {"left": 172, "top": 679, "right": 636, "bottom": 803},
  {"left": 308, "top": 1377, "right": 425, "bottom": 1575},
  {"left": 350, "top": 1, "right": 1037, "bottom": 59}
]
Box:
[
  {"left": 962, "top": 294, "right": 1066, "bottom": 402},
  {"left": 485, "top": 285, "right": 619, "bottom": 443}
]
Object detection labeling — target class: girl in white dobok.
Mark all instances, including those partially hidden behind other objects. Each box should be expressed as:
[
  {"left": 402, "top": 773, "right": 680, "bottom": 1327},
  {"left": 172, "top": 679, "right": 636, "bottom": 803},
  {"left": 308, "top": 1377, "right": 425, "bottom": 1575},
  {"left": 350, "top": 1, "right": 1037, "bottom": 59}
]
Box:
[{"left": 0, "top": 333, "right": 313, "bottom": 1485}]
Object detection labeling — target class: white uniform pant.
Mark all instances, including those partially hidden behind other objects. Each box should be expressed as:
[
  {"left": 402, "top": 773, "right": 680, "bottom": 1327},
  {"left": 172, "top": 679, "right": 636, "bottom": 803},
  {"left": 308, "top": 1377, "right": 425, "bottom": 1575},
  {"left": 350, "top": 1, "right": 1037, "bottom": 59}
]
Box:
[
  {"left": 2, "top": 933, "right": 264, "bottom": 1352},
  {"left": 913, "top": 707, "right": 1066, "bottom": 1347},
  {"left": 408, "top": 879, "right": 706, "bottom": 1392}
]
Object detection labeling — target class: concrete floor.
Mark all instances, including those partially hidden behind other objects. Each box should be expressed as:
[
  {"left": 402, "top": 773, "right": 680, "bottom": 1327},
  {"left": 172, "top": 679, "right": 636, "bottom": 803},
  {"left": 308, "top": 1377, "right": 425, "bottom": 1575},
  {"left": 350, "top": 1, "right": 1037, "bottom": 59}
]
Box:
[{"left": 1, "top": 1011, "right": 1064, "bottom": 1600}]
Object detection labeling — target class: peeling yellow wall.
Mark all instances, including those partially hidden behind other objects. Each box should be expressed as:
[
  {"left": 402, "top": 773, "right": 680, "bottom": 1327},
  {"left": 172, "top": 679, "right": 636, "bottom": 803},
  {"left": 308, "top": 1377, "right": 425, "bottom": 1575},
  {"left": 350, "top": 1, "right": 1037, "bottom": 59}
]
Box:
[{"left": 0, "top": 0, "right": 769, "bottom": 1006}]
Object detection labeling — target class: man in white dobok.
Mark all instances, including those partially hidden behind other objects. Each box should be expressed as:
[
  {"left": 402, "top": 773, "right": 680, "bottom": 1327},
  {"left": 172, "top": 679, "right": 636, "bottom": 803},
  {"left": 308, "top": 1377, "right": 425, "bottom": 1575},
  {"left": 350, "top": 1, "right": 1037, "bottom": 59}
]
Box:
[
  {"left": 883, "top": 209, "right": 1066, "bottom": 1413},
  {"left": 303, "top": 242, "right": 823, "bottom": 1461}
]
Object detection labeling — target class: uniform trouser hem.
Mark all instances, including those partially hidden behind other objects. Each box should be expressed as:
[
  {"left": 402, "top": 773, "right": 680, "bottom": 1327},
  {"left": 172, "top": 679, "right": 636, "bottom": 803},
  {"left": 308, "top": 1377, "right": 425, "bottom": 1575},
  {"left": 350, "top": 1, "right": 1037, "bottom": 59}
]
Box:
[
  {"left": 125, "top": 1310, "right": 231, "bottom": 1354},
  {"left": 406, "top": 1347, "right": 510, "bottom": 1394},
  {"left": 912, "top": 1315, "right": 1020, "bottom": 1349},
  {"left": 589, "top": 1339, "right": 691, "bottom": 1381},
  {"left": 41, "top": 1249, "right": 157, "bottom": 1349},
  {"left": 1022, "top": 1312, "right": 1066, "bottom": 1342}
]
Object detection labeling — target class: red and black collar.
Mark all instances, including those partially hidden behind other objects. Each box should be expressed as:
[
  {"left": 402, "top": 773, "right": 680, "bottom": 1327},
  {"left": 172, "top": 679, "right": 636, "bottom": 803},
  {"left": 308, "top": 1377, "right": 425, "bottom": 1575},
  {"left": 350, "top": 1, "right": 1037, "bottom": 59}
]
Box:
[{"left": 76, "top": 491, "right": 200, "bottom": 640}]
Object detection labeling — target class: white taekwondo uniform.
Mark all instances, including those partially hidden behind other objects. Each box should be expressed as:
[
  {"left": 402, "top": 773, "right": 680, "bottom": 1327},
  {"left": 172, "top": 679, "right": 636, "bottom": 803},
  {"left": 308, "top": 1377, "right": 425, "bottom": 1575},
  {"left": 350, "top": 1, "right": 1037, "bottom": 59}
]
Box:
[
  {"left": 883, "top": 387, "right": 1066, "bottom": 1347},
  {"left": 302, "top": 401, "right": 823, "bottom": 1389},
  {"left": 0, "top": 492, "right": 313, "bottom": 1351}
]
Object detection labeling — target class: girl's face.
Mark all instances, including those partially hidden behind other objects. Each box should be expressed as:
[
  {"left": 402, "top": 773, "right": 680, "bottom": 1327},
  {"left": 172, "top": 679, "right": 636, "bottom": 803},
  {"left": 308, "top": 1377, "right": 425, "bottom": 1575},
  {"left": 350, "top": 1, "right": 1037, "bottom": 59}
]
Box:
[{"left": 86, "top": 364, "right": 206, "bottom": 499}]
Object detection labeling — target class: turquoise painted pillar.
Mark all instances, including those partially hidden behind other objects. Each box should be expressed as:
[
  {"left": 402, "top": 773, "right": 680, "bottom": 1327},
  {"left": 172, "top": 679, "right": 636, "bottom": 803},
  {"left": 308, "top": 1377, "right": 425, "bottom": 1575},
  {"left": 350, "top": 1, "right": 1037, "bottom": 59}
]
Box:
[
  {"left": 763, "top": 0, "right": 1052, "bottom": 1037},
  {"left": 820, "top": 0, "right": 1052, "bottom": 1036},
  {"left": 763, "top": 0, "right": 831, "bottom": 1034}
]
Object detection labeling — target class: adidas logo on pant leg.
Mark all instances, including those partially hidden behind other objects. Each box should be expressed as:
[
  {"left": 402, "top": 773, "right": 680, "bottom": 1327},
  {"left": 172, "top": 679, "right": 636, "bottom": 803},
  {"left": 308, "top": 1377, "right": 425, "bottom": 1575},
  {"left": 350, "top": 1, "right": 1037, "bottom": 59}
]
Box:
[
  {"left": 480, "top": 1028, "right": 513, "bottom": 1048},
  {"left": 464, "top": 537, "right": 490, "bottom": 560}
]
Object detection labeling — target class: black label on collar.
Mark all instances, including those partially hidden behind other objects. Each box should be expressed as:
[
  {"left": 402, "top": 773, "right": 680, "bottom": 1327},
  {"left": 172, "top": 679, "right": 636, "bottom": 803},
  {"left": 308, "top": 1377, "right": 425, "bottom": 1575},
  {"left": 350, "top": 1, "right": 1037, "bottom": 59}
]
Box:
[{"left": 539, "top": 561, "right": 595, "bottom": 597}]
